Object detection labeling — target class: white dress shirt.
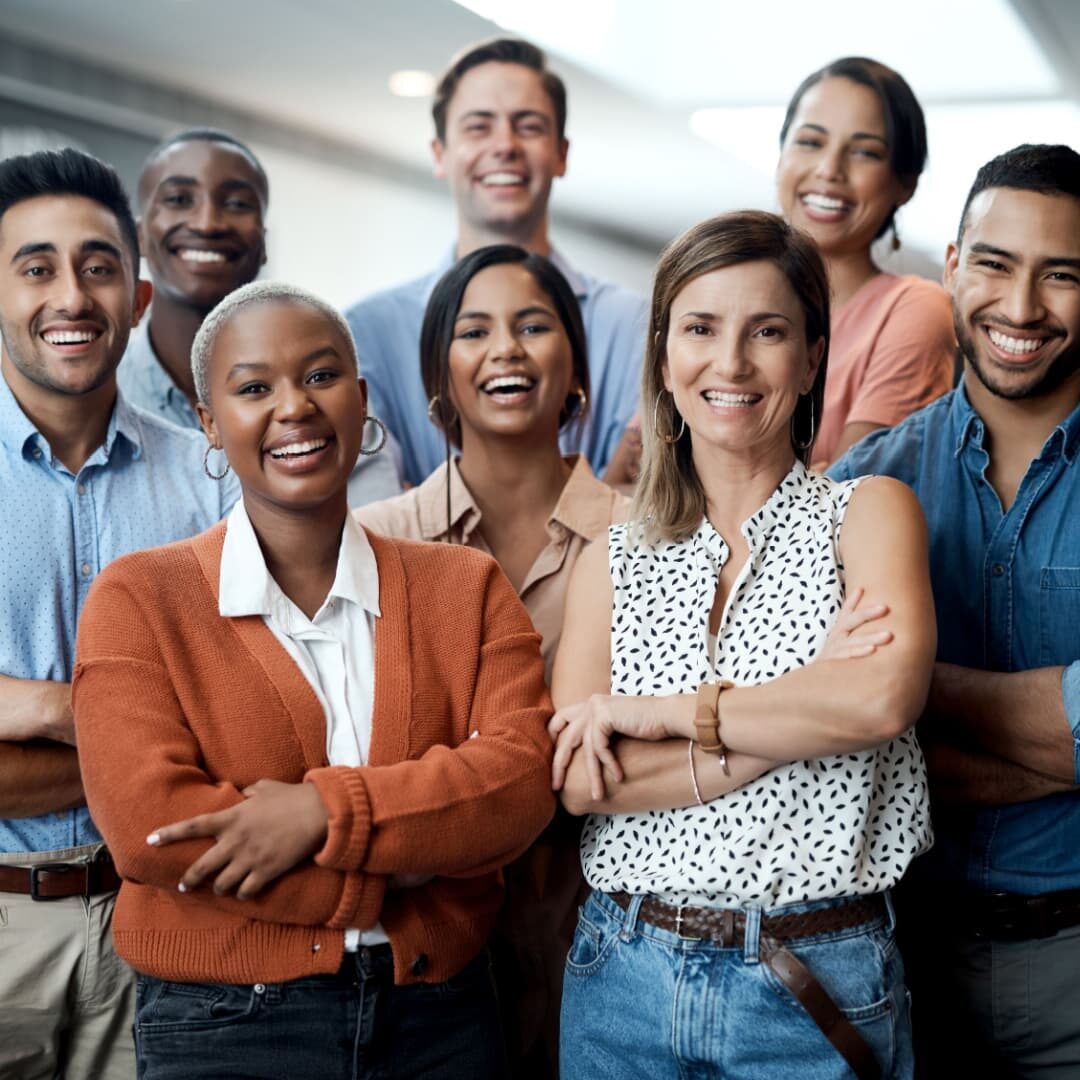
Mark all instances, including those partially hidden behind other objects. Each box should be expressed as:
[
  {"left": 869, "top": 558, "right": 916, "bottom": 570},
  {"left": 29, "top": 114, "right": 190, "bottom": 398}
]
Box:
[{"left": 219, "top": 499, "right": 385, "bottom": 947}]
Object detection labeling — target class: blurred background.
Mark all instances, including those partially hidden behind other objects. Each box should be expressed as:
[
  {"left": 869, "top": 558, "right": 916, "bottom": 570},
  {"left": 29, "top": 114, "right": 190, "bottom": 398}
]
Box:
[{"left": 0, "top": 0, "right": 1077, "bottom": 304}]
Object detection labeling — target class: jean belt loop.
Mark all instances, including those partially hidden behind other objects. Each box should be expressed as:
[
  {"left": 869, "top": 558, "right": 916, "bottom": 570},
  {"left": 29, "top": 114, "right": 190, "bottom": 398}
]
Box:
[
  {"left": 620, "top": 892, "right": 644, "bottom": 942},
  {"left": 742, "top": 903, "right": 762, "bottom": 964},
  {"left": 883, "top": 889, "right": 897, "bottom": 935}
]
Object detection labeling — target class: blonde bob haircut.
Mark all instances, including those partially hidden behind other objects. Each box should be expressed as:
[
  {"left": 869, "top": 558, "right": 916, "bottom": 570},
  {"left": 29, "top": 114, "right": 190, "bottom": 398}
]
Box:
[{"left": 633, "top": 210, "right": 830, "bottom": 544}]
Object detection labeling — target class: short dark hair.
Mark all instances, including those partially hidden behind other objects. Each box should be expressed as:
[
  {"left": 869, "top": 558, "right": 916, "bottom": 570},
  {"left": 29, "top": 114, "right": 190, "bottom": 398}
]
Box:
[
  {"left": 421, "top": 243, "right": 589, "bottom": 449},
  {"left": 957, "top": 143, "right": 1080, "bottom": 243},
  {"left": 0, "top": 147, "right": 140, "bottom": 269},
  {"left": 432, "top": 38, "right": 567, "bottom": 143},
  {"left": 779, "top": 56, "right": 927, "bottom": 240},
  {"left": 138, "top": 127, "right": 269, "bottom": 208}
]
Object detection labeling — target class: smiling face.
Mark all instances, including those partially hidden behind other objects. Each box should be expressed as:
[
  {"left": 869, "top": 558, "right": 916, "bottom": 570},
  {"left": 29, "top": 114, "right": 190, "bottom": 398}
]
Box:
[
  {"left": 947, "top": 187, "right": 1080, "bottom": 403},
  {"left": 662, "top": 260, "right": 823, "bottom": 464},
  {"left": 447, "top": 262, "right": 576, "bottom": 448},
  {"left": 433, "top": 62, "right": 568, "bottom": 241},
  {"left": 138, "top": 139, "right": 267, "bottom": 313},
  {"left": 776, "top": 76, "right": 911, "bottom": 257},
  {"left": 197, "top": 299, "right": 365, "bottom": 514},
  {"left": 0, "top": 193, "right": 149, "bottom": 402}
]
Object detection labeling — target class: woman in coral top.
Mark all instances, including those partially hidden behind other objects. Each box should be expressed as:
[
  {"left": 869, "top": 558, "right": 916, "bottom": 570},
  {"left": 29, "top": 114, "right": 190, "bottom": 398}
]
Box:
[
  {"left": 776, "top": 56, "right": 955, "bottom": 467},
  {"left": 72, "top": 282, "right": 554, "bottom": 1079}
]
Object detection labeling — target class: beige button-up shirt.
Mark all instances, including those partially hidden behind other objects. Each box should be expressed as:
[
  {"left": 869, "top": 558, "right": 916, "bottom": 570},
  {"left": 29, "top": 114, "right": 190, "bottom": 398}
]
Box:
[{"left": 356, "top": 455, "right": 628, "bottom": 680}]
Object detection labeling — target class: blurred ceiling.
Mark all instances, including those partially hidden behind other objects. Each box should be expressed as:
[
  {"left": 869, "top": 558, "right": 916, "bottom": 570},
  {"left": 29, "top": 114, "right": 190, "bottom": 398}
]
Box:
[{"left": 0, "top": 0, "right": 1077, "bottom": 261}]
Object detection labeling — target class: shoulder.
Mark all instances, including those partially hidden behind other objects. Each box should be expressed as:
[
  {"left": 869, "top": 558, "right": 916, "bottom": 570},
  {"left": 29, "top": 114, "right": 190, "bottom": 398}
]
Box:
[
  {"left": 577, "top": 273, "right": 648, "bottom": 333},
  {"left": 828, "top": 391, "right": 957, "bottom": 484},
  {"left": 878, "top": 274, "right": 953, "bottom": 330},
  {"left": 343, "top": 272, "right": 433, "bottom": 330},
  {"left": 353, "top": 486, "right": 425, "bottom": 538},
  {"left": 368, "top": 530, "right": 500, "bottom": 589},
  {"left": 121, "top": 399, "right": 203, "bottom": 455}
]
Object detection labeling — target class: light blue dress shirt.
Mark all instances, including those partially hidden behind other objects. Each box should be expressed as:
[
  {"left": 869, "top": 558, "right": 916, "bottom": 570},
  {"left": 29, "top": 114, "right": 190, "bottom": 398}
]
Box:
[
  {"left": 345, "top": 247, "right": 648, "bottom": 486},
  {"left": 830, "top": 385, "right": 1080, "bottom": 894},
  {"left": 0, "top": 374, "right": 240, "bottom": 854},
  {"left": 118, "top": 317, "right": 403, "bottom": 507}
]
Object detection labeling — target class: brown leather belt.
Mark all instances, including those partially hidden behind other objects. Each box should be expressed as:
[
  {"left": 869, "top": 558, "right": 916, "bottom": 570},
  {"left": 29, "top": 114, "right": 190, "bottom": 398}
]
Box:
[
  {"left": 0, "top": 854, "right": 121, "bottom": 900},
  {"left": 609, "top": 891, "right": 884, "bottom": 1080}
]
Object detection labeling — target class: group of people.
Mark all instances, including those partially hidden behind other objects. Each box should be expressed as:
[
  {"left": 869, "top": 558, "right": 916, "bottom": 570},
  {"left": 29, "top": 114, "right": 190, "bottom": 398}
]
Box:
[{"left": 0, "top": 31, "right": 1077, "bottom": 1080}]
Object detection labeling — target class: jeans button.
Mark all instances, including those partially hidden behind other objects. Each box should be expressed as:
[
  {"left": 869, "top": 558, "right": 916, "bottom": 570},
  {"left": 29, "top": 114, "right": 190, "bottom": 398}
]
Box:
[
  {"left": 254, "top": 983, "right": 266, "bottom": 994},
  {"left": 410, "top": 953, "right": 428, "bottom": 976}
]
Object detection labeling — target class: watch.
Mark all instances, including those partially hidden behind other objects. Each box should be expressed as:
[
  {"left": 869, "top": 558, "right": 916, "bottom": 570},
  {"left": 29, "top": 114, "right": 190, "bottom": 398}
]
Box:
[{"left": 694, "top": 680, "right": 733, "bottom": 775}]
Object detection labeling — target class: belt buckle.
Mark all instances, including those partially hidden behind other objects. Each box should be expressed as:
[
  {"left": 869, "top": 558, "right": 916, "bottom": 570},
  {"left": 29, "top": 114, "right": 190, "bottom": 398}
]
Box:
[{"left": 29, "top": 862, "right": 79, "bottom": 901}]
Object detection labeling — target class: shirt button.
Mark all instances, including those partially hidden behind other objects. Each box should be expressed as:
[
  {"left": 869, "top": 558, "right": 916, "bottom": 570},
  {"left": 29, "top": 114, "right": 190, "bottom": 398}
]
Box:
[
  {"left": 81, "top": 563, "right": 92, "bottom": 577},
  {"left": 992, "top": 564, "right": 1005, "bottom": 577},
  {"left": 32, "top": 448, "right": 42, "bottom": 459},
  {"left": 253, "top": 983, "right": 265, "bottom": 994},
  {"left": 77, "top": 483, "right": 87, "bottom": 496},
  {"left": 410, "top": 953, "right": 429, "bottom": 976}
]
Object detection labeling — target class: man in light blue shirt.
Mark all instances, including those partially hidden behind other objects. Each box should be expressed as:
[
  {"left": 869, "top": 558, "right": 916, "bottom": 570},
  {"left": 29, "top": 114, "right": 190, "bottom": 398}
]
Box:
[
  {"left": 830, "top": 144, "right": 1080, "bottom": 1076},
  {"left": 345, "top": 38, "right": 647, "bottom": 487},
  {"left": 120, "top": 128, "right": 400, "bottom": 504},
  {"left": 0, "top": 148, "right": 238, "bottom": 1078}
]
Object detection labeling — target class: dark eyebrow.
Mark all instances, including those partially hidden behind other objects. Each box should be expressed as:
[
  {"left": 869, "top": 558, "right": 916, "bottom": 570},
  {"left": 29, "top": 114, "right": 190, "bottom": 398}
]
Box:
[
  {"left": 224, "top": 361, "right": 270, "bottom": 379},
  {"left": 751, "top": 311, "right": 794, "bottom": 322},
  {"left": 969, "top": 242, "right": 1015, "bottom": 260},
  {"left": 11, "top": 241, "right": 55, "bottom": 262},
  {"left": 224, "top": 346, "right": 341, "bottom": 380},
  {"left": 1042, "top": 256, "right": 1080, "bottom": 271},
  {"left": 81, "top": 239, "right": 123, "bottom": 260},
  {"left": 157, "top": 175, "right": 198, "bottom": 188},
  {"left": 795, "top": 122, "right": 887, "bottom": 146},
  {"left": 516, "top": 305, "right": 556, "bottom": 318},
  {"left": 455, "top": 310, "right": 492, "bottom": 322}
]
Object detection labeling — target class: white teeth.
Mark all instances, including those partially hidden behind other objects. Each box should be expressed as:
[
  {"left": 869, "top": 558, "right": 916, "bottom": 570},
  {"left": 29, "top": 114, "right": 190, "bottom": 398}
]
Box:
[
  {"left": 703, "top": 391, "right": 758, "bottom": 406},
  {"left": 43, "top": 330, "right": 97, "bottom": 344},
  {"left": 268, "top": 438, "right": 328, "bottom": 459},
  {"left": 179, "top": 249, "right": 227, "bottom": 263},
  {"left": 482, "top": 375, "right": 536, "bottom": 392},
  {"left": 481, "top": 172, "right": 525, "bottom": 186},
  {"left": 802, "top": 193, "right": 846, "bottom": 211},
  {"left": 987, "top": 328, "right": 1044, "bottom": 354}
]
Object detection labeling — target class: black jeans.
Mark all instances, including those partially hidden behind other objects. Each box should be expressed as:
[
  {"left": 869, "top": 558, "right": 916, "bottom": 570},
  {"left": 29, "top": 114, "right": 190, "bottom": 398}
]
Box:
[{"left": 133, "top": 946, "right": 505, "bottom": 1079}]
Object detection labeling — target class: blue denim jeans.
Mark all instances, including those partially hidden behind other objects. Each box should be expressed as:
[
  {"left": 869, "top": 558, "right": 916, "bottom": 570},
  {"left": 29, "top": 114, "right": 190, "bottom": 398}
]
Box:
[
  {"left": 560, "top": 890, "right": 913, "bottom": 1080},
  {"left": 133, "top": 945, "right": 505, "bottom": 1079}
]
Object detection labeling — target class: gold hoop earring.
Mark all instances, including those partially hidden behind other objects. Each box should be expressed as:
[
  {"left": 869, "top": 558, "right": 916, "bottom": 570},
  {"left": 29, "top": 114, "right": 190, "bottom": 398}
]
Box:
[
  {"left": 202, "top": 444, "right": 230, "bottom": 480},
  {"left": 561, "top": 386, "right": 588, "bottom": 427},
  {"left": 791, "top": 394, "right": 816, "bottom": 452},
  {"left": 427, "top": 394, "right": 458, "bottom": 429},
  {"left": 359, "top": 415, "right": 388, "bottom": 456},
  {"left": 653, "top": 390, "right": 686, "bottom": 444}
]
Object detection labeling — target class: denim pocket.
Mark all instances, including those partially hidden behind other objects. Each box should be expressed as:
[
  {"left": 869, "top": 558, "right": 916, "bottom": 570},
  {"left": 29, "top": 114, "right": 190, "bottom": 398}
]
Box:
[
  {"left": 1039, "top": 568, "right": 1080, "bottom": 665},
  {"left": 136, "top": 977, "right": 262, "bottom": 1033},
  {"left": 564, "top": 905, "right": 618, "bottom": 978}
]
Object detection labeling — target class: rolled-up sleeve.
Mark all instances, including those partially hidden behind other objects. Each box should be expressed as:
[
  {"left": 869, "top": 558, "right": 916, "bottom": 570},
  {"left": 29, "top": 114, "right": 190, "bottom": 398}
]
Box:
[{"left": 1063, "top": 662, "right": 1080, "bottom": 783}]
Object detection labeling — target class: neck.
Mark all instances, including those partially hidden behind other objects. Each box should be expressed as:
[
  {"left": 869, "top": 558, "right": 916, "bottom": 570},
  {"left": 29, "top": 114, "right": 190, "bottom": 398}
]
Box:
[
  {"left": 147, "top": 292, "right": 209, "bottom": 402},
  {"left": 963, "top": 366, "right": 1080, "bottom": 466},
  {"left": 693, "top": 435, "right": 796, "bottom": 539},
  {"left": 1, "top": 351, "right": 115, "bottom": 473},
  {"left": 823, "top": 248, "right": 881, "bottom": 309},
  {"left": 243, "top": 490, "right": 349, "bottom": 619},
  {"left": 456, "top": 215, "right": 551, "bottom": 259},
  {"left": 456, "top": 431, "right": 570, "bottom": 522}
]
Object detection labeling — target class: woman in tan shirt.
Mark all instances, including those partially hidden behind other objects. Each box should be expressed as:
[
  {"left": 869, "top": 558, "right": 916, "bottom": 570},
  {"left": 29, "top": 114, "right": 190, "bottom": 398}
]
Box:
[{"left": 357, "top": 244, "right": 626, "bottom": 1079}]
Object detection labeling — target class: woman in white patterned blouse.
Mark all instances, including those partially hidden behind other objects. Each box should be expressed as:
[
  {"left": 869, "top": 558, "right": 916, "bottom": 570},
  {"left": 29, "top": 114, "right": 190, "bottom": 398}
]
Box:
[{"left": 549, "top": 211, "right": 935, "bottom": 1080}]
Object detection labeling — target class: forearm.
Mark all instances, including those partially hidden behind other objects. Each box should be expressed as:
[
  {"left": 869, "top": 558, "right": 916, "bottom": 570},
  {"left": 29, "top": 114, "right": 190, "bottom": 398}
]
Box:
[
  {"left": 560, "top": 735, "right": 775, "bottom": 816},
  {"left": 0, "top": 740, "right": 85, "bottom": 817},
  {"left": 0, "top": 675, "right": 75, "bottom": 743},
  {"left": 923, "top": 739, "right": 1073, "bottom": 805},
  {"left": 930, "top": 663, "right": 1075, "bottom": 781}
]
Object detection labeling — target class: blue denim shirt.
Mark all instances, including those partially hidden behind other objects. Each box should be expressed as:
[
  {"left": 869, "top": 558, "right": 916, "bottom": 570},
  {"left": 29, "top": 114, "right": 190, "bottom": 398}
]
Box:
[
  {"left": 345, "top": 247, "right": 648, "bottom": 486},
  {"left": 0, "top": 374, "right": 239, "bottom": 853},
  {"left": 830, "top": 385, "right": 1080, "bottom": 894}
]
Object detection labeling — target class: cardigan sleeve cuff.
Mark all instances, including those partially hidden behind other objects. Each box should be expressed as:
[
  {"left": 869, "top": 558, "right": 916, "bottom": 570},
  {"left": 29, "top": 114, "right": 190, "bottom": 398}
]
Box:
[
  {"left": 305, "top": 766, "right": 373, "bottom": 871},
  {"left": 329, "top": 870, "right": 386, "bottom": 931}
]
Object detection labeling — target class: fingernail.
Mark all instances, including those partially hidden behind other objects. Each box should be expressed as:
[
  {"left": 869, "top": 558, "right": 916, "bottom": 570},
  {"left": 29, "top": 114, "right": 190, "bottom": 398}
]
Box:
[
  {"left": 177, "top": 882, "right": 187, "bottom": 893},
  {"left": 146, "top": 833, "right": 160, "bottom": 846}
]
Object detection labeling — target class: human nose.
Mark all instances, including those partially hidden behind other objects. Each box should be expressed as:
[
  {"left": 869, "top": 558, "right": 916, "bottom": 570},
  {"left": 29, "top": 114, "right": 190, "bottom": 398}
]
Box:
[
  {"left": 273, "top": 380, "right": 317, "bottom": 420},
  {"left": 51, "top": 266, "right": 93, "bottom": 318},
  {"left": 489, "top": 321, "right": 525, "bottom": 361},
  {"left": 188, "top": 194, "right": 226, "bottom": 234},
  {"left": 998, "top": 272, "right": 1047, "bottom": 327},
  {"left": 813, "top": 144, "right": 845, "bottom": 182},
  {"left": 490, "top": 118, "right": 522, "bottom": 157},
  {"left": 708, "top": 331, "right": 753, "bottom": 380}
]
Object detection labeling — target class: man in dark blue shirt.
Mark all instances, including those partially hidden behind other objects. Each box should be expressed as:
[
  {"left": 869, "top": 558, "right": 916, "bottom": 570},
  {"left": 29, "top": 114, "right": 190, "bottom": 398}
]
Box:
[{"left": 831, "top": 143, "right": 1080, "bottom": 1077}]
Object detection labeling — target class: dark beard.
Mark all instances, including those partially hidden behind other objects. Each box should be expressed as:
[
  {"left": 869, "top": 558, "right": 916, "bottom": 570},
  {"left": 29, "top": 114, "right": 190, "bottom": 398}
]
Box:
[{"left": 955, "top": 314, "right": 1080, "bottom": 401}]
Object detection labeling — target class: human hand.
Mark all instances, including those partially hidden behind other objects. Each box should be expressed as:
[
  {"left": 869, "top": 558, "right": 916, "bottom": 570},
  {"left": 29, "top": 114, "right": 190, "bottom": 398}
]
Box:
[
  {"left": 817, "top": 587, "right": 892, "bottom": 662},
  {"left": 146, "top": 779, "right": 329, "bottom": 899},
  {"left": 549, "top": 694, "right": 679, "bottom": 800},
  {"left": 603, "top": 420, "right": 643, "bottom": 489}
]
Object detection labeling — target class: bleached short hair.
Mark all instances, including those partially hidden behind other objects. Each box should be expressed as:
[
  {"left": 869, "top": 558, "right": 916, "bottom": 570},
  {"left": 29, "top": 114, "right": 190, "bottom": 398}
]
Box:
[{"left": 191, "top": 281, "right": 357, "bottom": 405}]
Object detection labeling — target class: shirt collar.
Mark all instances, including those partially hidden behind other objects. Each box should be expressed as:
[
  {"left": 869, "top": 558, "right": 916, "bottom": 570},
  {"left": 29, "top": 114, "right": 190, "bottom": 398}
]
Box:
[
  {"left": 549, "top": 454, "right": 617, "bottom": 538},
  {"left": 0, "top": 365, "right": 141, "bottom": 463},
  {"left": 125, "top": 320, "right": 198, "bottom": 421},
  {"left": 414, "top": 458, "right": 483, "bottom": 542},
  {"left": 422, "top": 243, "right": 588, "bottom": 305},
  {"left": 219, "top": 498, "right": 381, "bottom": 620}
]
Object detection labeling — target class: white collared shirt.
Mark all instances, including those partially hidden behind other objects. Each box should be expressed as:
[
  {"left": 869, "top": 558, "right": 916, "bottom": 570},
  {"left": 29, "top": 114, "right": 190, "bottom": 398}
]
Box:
[{"left": 219, "top": 499, "right": 385, "bottom": 947}]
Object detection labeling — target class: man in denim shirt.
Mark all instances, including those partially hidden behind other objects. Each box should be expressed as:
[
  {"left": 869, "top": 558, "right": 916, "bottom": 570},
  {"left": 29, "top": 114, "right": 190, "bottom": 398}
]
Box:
[
  {"left": 831, "top": 144, "right": 1080, "bottom": 1076},
  {"left": 0, "top": 149, "right": 237, "bottom": 1078}
]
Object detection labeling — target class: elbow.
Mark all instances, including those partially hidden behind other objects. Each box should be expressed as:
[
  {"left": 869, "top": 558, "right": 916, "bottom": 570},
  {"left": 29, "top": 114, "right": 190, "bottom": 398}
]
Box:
[{"left": 860, "top": 659, "right": 932, "bottom": 745}]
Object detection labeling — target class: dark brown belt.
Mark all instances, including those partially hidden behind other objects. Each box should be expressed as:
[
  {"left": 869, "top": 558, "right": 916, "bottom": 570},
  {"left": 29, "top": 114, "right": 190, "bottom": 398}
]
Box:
[
  {"left": 609, "top": 891, "right": 884, "bottom": 1080},
  {"left": 0, "top": 854, "right": 121, "bottom": 900},
  {"left": 969, "top": 887, "right": 1080, "bottom": 941}
]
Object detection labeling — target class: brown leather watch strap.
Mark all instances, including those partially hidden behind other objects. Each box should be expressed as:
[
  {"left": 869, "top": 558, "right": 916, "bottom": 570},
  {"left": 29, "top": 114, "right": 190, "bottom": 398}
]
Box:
[
  {"left": 694, "top": 680, "right": 732, "bottom": 773},
  {"left": 761, "top": 935, "right": 881, "bottom": 1080}
]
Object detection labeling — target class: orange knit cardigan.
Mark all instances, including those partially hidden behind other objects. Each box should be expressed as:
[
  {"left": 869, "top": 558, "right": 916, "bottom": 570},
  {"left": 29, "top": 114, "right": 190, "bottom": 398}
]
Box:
[{"left": 72, "top": 522, "right": 555, "bottom": 986}]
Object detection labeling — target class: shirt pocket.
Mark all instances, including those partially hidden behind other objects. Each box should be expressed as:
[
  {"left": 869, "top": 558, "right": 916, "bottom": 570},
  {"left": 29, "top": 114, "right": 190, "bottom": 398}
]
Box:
[{"left": 1039, "top": 568, "right": 1080, "bottom": 666}]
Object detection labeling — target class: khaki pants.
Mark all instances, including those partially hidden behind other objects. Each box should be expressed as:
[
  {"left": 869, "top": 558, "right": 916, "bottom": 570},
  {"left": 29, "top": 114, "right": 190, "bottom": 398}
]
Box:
[{"left": 0, "top": 845, "right": 135, "bottom": 1080}]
